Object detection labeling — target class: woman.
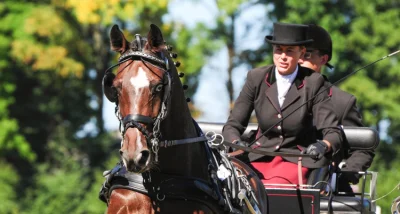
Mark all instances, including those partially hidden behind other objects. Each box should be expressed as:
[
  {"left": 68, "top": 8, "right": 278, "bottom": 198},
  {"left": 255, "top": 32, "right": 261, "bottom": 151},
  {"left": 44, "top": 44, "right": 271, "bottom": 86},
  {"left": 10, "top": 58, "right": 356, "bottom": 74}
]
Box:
[{"left": 222, "top": 23, "right": 343, "bottom": 186}]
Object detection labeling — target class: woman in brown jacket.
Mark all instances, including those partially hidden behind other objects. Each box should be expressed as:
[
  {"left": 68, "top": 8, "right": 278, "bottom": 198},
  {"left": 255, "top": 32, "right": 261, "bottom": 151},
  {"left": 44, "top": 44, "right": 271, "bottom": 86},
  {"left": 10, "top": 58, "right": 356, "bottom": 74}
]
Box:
[{"left": 222, "top": 22, "right": 343, "bottom": 186}]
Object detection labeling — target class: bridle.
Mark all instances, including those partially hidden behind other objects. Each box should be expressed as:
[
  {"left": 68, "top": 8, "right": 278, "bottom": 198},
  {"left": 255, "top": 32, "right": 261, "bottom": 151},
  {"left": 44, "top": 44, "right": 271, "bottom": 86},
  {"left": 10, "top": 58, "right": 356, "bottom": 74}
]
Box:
[{"left": 102, "top": 35, "right": 172, "bottom": 160}]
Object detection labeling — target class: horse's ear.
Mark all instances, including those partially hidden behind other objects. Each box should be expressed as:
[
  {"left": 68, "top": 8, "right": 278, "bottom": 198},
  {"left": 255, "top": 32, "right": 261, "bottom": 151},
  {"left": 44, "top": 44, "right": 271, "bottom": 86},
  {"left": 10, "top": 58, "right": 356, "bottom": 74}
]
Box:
[
  {"left": 147, "top": 24, "right": 164, "bottom": 49},
  {"left": 110, "top": 25, "right": 129, "bottom": 53}
]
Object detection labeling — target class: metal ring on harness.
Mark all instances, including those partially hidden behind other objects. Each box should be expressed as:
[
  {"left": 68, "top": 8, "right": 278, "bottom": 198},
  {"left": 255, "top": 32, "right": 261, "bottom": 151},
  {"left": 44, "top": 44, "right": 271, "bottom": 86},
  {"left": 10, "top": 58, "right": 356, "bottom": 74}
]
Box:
[
  {"left": 392, "top": 196, "right": 400, "bottom": 214},
  {"left": 206, "top": 132, "right": 225, "bottom": 148},
  {"left": 157, "top": 193, "right": 166, "bottom": 201}
]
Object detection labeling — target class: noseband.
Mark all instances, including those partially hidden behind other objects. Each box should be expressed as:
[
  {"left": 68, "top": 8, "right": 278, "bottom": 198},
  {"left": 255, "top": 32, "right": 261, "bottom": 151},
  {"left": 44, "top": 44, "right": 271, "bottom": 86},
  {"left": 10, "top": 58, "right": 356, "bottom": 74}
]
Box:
[{"left": 102, "top": 35, "right": 172, "bottom": 157}]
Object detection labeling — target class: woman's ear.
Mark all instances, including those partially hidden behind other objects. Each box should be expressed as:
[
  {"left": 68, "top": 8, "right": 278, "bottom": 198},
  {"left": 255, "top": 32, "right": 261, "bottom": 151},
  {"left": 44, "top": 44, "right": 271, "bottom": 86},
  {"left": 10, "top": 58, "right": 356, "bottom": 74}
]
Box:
[{"left": 321, "top": 54, "right": 329, "bottom": 65}]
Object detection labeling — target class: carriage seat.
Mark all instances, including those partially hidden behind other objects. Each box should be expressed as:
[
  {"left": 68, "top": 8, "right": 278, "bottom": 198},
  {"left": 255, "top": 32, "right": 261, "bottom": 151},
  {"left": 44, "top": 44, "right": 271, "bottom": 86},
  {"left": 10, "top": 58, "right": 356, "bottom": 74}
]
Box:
[
  {"left": 197, "top": 122, "right": 380, "bottom": 213},
  {"left": 319, "top": 127, "right": 379, "bottom": 214},
  {"left": 341, "top": 126, "right": 379, "bottom": 152}
]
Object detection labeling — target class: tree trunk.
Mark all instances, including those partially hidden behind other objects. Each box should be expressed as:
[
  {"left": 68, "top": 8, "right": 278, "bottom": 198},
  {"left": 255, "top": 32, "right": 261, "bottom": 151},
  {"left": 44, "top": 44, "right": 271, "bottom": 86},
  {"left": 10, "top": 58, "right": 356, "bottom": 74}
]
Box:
[
  {"left": 92, "top": 25, "right": 111, "bottom": 134},
  {"left": 226, "top": 14, "right": 236, "bottom": 109}
]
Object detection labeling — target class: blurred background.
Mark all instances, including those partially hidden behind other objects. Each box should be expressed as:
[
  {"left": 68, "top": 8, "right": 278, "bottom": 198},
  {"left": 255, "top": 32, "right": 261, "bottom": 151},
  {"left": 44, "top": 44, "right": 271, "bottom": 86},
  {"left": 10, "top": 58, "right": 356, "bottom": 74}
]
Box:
[{"left": 1, "top": 0, "right": 400, "bottom": 213}]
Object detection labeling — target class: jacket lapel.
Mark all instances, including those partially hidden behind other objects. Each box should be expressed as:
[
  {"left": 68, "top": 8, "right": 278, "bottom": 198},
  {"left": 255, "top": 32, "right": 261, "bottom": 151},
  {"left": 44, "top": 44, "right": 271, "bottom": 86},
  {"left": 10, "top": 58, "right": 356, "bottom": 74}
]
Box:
[
  {"left": 281, "top": 65, "right": 307, "bottom": 111},
  {"left": 280, "top": 84, "right": 300, "bottom": 111},
  {"left": 264, "top": 66, "right": 281, "bottom": 113}
]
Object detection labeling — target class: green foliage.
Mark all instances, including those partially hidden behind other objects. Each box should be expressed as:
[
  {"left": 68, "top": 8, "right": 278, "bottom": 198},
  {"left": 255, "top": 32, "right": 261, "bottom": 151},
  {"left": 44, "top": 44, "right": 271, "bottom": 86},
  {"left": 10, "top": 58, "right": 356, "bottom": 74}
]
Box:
[
  {"left": 21, "top": 163, "right": 90, "bottom": 214},
  {"left": 1, "top": 0, "right": 400, "bottom": 213},
  {"left": 370, "top": 143, "right": 400, "bottom": 212},
  {"left": 19, "top": 152, "right": 119, "bottom": 214},
  {"left": 0, "top": 160, "right": 20, "bottom": 214},
  {"left": 75, "top": 154, "right": 120, "bottom": 214},
  {"left": 0, "top": 24, "right": 35, "bottom": 161},
  {"left": 1, "top": 1, "right": 172, "bottom": 213}
]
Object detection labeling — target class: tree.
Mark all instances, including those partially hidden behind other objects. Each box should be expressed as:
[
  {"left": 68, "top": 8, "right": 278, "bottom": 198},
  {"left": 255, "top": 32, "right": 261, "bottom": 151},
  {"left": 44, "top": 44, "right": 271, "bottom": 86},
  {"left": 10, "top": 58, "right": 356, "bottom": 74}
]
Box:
[
  {"left": 1, "top": 0, "right": 214, "bottom": 213},
  {"left": 0, "top": 160, "right": 20, "bottom": 214}
]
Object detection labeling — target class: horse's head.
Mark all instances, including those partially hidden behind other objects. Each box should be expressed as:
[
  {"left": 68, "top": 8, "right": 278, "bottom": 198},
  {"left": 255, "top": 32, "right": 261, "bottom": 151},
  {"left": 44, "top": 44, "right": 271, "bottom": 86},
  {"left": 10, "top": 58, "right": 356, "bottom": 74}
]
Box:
[{"left": 103, "top": 24, "right": 172, "bottom": 172}]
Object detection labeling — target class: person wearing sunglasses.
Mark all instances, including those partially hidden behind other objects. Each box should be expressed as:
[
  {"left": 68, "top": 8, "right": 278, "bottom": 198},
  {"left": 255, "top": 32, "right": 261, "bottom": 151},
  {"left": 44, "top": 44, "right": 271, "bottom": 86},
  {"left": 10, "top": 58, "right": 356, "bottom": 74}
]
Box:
[{"left": 300, "top": 24, "right": 375, "bottom": 192}]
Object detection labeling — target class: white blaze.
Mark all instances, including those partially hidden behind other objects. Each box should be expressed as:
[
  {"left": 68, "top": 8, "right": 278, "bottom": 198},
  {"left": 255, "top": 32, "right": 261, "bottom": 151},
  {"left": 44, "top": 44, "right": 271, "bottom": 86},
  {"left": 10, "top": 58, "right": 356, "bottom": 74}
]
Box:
[
  {"left": 136, "top": 129, "right": 141, "bottom": 148},
  {"left": 130, "top": 67, "right": 150, "bottom": 94}
]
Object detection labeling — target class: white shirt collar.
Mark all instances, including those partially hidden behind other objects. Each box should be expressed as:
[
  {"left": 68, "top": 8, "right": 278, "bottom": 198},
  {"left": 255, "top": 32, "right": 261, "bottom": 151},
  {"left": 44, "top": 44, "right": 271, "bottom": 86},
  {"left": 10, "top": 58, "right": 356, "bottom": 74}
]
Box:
[
  {"left": 275, "top": 65, "right": 298, "bottom": 84},
  {"left": 275, "top": 65, "right": 299, "bottom": 107}
]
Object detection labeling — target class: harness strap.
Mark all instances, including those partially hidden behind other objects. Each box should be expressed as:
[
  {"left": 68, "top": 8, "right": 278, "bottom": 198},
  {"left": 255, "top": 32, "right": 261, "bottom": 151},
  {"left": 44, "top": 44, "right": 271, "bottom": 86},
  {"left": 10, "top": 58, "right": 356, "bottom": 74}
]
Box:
[
  {"left": 123, "top": 114, "right": 154, "bottom": 125},
  {"left": 224, "top": 141, "right": 317, "bottom": 158},
  {"left": 298, "top": 157, "right": 303, "bottom": 188},
  {"left": 123, "top": 120, "right": 151, "bottom": 138},
  {"left": 100, "top": 168, "right": 225, "bottom": 211},
  {"left": 159, "top": 136, "right": 208, "bottom": 147}
]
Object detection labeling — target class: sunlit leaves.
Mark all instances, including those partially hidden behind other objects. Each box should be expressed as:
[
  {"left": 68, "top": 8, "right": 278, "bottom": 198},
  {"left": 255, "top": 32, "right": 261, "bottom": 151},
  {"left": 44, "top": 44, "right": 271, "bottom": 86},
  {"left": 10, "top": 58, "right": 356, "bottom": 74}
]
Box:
[
  {"left": 1, "top": 3, "right": 86, "bottom": 78},
  {"left": 66, "top": 0, "right": 169, "bottom": 25},
  {"left": 21, "top": 163, "right": 90, "bottom": 214},
  {"left": 24, "top": 7, "right": 66, "bottom": 38},
  {"left": 0, "top": 161, "right": 20, "bottom": 214},
  {"left": 217, "top": 0, "right": 248, "bottom": 16}
]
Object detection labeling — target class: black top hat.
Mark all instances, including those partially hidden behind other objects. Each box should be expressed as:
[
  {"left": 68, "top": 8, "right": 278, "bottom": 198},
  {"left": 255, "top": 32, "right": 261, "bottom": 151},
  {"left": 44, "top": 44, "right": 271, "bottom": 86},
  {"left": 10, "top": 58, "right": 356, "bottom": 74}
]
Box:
[
  {"left": 306, "top": 24, "right": 334, "bottom": 69},
  {"left": 265, "top": 23, "right": 313, "bottom": 46}
]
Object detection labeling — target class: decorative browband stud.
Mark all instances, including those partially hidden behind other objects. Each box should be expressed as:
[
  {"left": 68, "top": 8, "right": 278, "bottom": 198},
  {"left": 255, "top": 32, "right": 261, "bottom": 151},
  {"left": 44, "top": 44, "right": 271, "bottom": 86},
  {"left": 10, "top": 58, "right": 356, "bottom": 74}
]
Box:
[
  {"left": 170, "top": 53, "right": 178, "bottom": 58},
  {"left": 186, "top": 98, "right": 191, "bottom": 102},
  {"left": 174, "top": 61, "right": 181, "bottom": 67},
  {"left": 178, "top": 72, "right": 185, "bottom": 78},
  {"left": 183, "top": 85, "right": 188, "bottom": 90}
]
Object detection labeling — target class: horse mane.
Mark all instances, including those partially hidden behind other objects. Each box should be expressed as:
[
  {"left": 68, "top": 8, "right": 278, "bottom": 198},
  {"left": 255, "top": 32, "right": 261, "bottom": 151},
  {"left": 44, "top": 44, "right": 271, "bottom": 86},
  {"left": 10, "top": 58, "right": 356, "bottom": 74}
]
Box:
[{"left": 159, "top": 50, "right": 198, "bottom": 140}]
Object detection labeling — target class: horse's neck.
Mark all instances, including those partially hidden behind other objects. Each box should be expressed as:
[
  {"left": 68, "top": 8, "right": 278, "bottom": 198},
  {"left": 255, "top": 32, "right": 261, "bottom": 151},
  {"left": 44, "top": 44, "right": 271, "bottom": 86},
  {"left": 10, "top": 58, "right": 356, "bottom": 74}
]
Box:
[{"left": 157, "top": 78, "right": 210, "bottom": 181}]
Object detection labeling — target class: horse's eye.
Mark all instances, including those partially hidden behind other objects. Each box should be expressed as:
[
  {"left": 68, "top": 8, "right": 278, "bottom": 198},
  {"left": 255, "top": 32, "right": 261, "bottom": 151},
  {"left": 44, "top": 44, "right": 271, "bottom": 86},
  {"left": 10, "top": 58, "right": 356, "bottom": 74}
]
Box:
[{"left": 154, "top": 84, "right": 163, "bottom": 93}]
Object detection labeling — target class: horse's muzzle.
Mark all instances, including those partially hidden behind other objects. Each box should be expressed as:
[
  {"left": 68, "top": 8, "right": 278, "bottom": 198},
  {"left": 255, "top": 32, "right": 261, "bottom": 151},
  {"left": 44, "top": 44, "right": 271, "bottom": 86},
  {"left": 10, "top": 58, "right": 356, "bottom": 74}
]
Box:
[{"left": 121, "top": 149, "right": 151, "bottom": 172}]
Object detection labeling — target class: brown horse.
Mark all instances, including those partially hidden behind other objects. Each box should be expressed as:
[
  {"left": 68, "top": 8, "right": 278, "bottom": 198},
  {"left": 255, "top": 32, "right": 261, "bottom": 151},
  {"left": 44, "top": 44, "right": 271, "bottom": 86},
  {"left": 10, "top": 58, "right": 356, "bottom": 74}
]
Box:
[{"left": 101, "top": 24, "right": 267, "bottom": 214}]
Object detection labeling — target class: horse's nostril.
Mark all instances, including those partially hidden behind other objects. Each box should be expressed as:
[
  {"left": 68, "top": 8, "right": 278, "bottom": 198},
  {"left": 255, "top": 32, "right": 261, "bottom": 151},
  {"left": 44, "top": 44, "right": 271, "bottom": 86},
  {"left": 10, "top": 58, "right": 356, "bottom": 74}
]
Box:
[{"left": 135, "top": 150, "right": 150, "bottom": 167}]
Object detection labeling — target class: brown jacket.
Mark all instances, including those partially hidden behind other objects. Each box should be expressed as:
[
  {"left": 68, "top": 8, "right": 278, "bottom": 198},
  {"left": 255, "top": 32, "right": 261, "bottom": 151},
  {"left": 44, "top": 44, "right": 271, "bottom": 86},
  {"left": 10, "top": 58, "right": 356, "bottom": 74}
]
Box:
[{"left": 223, "top": 65, "right": 343, "bottom": 168}]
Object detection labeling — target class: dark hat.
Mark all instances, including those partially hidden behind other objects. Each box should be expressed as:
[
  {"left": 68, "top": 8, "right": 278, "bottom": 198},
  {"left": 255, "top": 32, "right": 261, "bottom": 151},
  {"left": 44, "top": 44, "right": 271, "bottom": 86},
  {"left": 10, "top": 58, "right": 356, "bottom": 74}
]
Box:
[
  {"left": 265, "top": 23, "right": 314, "bottom": 46},
  {"left": 306, "top": 24, "right": 334, "bottom": 68}
]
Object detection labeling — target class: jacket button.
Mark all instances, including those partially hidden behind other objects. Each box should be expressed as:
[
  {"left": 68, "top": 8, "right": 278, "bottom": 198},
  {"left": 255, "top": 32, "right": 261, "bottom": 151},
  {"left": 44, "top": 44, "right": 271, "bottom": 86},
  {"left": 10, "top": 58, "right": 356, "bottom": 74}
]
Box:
[
  {"left": 277, "top": 114, "right": 282, "bottom": 118},
  {"left": 277, "top": 125, "right": 281, "bottom": 130}
]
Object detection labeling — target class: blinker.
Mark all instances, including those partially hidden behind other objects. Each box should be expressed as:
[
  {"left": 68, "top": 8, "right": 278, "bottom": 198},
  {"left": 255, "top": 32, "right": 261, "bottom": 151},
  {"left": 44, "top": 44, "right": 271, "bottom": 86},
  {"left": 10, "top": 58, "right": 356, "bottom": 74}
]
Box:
[{"left": 102, "top": 72, "right": 118, "bottom": 103}]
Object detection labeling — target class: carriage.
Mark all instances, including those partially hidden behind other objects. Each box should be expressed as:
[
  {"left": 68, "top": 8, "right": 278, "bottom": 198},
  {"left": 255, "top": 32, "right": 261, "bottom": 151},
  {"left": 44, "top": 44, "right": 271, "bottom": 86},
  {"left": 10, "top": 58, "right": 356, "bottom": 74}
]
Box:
[
  {"left": 99, "top": 23, "right": 381, "bottom": 214},
  {"left": 197, "top": 122, "right": 379, "bottom": 214}
]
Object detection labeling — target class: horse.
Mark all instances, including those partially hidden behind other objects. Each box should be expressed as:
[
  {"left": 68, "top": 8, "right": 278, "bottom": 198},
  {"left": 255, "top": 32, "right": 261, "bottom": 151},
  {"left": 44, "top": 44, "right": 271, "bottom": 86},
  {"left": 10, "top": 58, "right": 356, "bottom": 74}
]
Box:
[{"left": 100, "top": 24, "right": 268, "bottom": 214}]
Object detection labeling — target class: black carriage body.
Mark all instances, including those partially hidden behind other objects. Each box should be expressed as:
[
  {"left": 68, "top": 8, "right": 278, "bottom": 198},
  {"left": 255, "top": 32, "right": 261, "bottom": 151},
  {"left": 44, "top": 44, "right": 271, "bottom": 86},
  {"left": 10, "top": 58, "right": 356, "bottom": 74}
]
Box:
[{"left": 197, "top": 122, "right": 379, "bottom": 214}]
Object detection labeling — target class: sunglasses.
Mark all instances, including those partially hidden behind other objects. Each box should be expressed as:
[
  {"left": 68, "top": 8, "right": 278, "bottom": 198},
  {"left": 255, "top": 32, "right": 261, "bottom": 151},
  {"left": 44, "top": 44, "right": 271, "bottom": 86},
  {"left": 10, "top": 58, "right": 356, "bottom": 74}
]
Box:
[{"left": 304, "top": 49, "right": 328, "bottom": 59}]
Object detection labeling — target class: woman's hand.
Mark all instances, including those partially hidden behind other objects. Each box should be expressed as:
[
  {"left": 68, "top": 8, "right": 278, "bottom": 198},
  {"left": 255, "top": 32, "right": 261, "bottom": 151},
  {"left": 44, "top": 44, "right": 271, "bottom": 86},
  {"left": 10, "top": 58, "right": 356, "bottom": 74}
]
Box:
[
  {"left": 228, "top": 140, "right": 249, "bottom": 152},
  {"left": 301, "top": 140, "right": 330, "bottom": 160}
]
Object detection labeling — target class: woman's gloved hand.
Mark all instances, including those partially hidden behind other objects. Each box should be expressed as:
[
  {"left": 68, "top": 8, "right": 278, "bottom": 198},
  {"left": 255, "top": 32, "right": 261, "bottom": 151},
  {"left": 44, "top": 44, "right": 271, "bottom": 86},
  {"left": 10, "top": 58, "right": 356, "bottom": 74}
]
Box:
[
  {"left": 228, "top": 140, "right": 249, "bottom": 153},
  {"left": 301, "top": 140, "right": 329, "bottom": 160}
]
